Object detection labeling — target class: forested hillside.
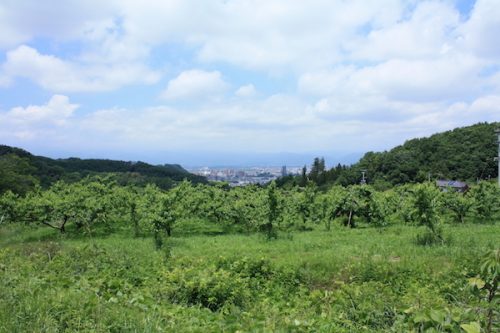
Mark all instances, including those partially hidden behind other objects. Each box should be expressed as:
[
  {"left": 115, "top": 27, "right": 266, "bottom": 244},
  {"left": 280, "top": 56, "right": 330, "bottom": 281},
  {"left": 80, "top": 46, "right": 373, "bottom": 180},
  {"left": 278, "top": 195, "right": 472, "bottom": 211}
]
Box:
[
  {"left": 0, "top": 145, "right": 206, "bottom": 194},
  {"left": 293, "top": 122, "right": 499, "bottom": 189}
]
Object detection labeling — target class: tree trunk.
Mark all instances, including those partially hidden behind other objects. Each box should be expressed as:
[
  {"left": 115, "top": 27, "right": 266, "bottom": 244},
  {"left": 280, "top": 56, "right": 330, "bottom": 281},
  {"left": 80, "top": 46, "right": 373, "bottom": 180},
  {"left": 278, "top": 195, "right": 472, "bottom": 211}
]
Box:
[
  {"left": 60, "top": 215, "right": 69, "bottom": 233},
  {"left": 41, "top": 218, "right": 67, "bottom": 233},
  {"left": 486, "top": 281, "right": 497, "bottom": 333},
  {"left": 131, "top": 206, "right": 139, "bottom": 237}
]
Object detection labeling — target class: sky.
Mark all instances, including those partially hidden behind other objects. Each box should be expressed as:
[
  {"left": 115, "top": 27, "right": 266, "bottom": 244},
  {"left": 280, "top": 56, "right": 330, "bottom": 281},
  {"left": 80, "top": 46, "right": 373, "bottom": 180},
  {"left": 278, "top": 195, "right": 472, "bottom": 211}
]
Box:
[{"left": 0, "top": 0, "right": 499, "bottom": 167}]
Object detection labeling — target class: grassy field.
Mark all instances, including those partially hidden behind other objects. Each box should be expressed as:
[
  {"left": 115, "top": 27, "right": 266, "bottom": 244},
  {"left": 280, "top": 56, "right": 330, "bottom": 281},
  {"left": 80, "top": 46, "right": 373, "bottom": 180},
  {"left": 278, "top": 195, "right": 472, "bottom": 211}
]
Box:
[{"left": 0, "top": 223, "right": 498, "bottom": 332}]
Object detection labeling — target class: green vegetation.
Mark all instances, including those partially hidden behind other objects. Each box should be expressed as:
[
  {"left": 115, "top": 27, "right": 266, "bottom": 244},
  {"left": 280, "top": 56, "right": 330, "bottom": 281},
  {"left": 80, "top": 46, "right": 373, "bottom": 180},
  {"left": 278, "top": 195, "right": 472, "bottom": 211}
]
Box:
[
  {"left": 0, "top": 145, "right": 206, "bottom": 195},
  {"left": 1, "top": 121, "right": 499, "bottom": 332},
  {"left": 354, "top": 122, "right": 499, "bottom": 186},
  {"left": 1, "top": 178, "right": 499, "bottom": 332},
  {"left": 1, "top": 222, "right": 498, "bottom": 332},
  {"left": 282, "top": 122, "right": 499, "bottom": 188}
]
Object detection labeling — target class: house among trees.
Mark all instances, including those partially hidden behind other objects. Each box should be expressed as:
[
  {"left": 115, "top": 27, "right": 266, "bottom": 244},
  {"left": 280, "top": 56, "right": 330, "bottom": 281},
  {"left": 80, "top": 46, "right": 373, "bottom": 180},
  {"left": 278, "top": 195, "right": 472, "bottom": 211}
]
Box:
[{"left": 436, "top": 180, "right": 469, "bottom": 192}]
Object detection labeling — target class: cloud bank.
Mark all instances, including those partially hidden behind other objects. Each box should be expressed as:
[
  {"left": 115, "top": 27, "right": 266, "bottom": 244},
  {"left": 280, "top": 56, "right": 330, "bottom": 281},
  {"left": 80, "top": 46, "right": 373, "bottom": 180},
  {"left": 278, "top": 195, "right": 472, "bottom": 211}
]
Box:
[{"left": 0, "top": 0, "right": 498, "bottom": 164}]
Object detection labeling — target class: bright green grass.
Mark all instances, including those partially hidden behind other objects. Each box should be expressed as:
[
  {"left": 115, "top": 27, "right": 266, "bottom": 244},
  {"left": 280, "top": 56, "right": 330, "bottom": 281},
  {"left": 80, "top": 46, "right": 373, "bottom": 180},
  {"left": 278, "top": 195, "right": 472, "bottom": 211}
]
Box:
[{"left": 0, "top": 223, "right": 498, "bottom": 332}]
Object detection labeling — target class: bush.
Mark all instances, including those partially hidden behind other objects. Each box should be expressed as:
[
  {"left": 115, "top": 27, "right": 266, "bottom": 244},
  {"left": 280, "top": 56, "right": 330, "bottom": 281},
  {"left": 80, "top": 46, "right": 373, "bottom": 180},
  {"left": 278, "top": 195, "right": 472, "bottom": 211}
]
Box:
[
  {"left": 159, "top": 265, "right": 250, "bottom": 311},
  {"left": 415, "top": 227, "right": 445, "bottom": 246}
]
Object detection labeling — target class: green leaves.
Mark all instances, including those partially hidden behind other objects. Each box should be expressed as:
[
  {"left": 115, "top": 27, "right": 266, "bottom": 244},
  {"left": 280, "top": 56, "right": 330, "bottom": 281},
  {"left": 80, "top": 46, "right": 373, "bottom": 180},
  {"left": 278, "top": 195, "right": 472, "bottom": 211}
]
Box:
[
  {"left": 0, "top": 153, "right": 38, "bottom": 195},
  {"left": 469, "top": 182, "right": 500, "bottom": 223},
  {"left": 404, "top": 307, "right": 475, "bottom": 333},
  {"left": 480, "top": 249, "right": 499, "bottom": 278},
  {"left": 443, "top": 190, "right": 473, "bottom": 224},
  {"left": 461, "top": 322, "right": 481, "bottom": 333},
  {"left": 429, "top": 309, "right": 446, "bottom": 323},
  {"left": 468, "top": 276, "right": 486, "bottom": 289}
]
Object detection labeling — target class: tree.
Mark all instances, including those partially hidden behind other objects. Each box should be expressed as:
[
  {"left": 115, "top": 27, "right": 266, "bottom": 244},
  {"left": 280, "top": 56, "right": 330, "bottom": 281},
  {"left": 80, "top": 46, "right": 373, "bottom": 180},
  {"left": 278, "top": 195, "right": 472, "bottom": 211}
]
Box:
[
  {"left": 18, "top": 179, "right": 120, "bottom": 234},
  {"left": 262, "top": 181, "right": 279, "bottom": 239},
  {"left": 410, "top": 183, "right": 444, "bottom": 244},
  {"left": 318, "top": 186, "right": 345, "bottom": 231},
  {"left": 296, "top": 182, "right": 316, "bottom": 228},
  {"left": 443, "top": 190, "right": 473, "bottom": 224},
  {"left": 364, "top": 189, "right": 387, "bottom": 227},
  {"left": 0, "top": 154, "right": 38, "bottom": 195},
  {"left": 469, "top": 182, "right": 499, "bottom": 223},
  {"left": 139, "top": 184, "right": 173, "bottom": 248},
  {"left": 0, "top": 191, "right": 20, "bottom": 224},
  {"left": 336, "top": 186, "right": 360, "bottom": 228},
  {"left": 299, "top": 165, "right": 308, "bottom": 187},
  {"left": 114, "top": 186, "right": 141, "bottom": 236}
]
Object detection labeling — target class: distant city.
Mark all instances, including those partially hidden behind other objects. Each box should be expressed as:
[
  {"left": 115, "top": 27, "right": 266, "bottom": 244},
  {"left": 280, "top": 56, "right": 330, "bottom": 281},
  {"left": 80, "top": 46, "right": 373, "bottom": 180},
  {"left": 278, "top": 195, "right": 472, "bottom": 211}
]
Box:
[{"left": 188, "top": 166, "right": 302, "bottom": 186}]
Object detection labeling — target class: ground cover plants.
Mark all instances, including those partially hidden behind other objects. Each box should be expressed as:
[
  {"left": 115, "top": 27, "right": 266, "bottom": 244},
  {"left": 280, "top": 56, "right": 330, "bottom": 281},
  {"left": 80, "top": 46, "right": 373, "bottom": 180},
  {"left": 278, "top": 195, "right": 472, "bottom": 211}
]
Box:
[{"left": 0, "top": 178, "right": 498, "bottom": 332}]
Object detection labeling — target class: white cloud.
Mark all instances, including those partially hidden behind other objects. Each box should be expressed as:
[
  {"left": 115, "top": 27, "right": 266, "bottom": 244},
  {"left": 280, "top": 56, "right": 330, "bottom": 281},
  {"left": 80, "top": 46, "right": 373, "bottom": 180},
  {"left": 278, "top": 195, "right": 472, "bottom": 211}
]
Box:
[
  {"left": 0, "top": 0, "right": 119, "bottom": 49},
  {"left": 299, "top": 66, "right": 357, "bottom": 96},
  {"left": 192, "top": 0, "right": 404, "bottom": 71},
  {"left": 460, "top": 0, "right": 500, "bottom": 59},
  {"left": 468, "top": 94, "right": 500, "bottom": 117},
  {"left": 0, "top": 5, "right": 29, "bottom": 48},
  {"left": 353, "top": 56, "right": 483, "bottom": 101},
  {"left": 2, "top": 91, "right": 499, "bottom": 157},
  {"left": 8, "top": 95, "right": 78, "bottom": 125},
  {"left": 1, "top": 0, "right": 499, "bottom": 157},
  {"left": 4, "top": 95, "right": 78, "bottom": 125},
  {"left": 161, "top": 69, "right": 228, "bottom": 100},
  {"left": 348, "top": 1, "right": 460, "bottom": 61},
  {"left": 78, "top": 93, "right": 433, "bottom": 155},
  {"left": 2, "top": 45, "right": 160, "bottom": 92},
  {"left": 59, "top": 0, "right": 400, "bottom": 72},
  {"left": 235, "top": 84, "right": 257, "bottom": 98},
  {"left": 0, "top": 95, "right": 78, "bottom": 140},
  {"left": 300, "top": 54, "right": 485, "bottom": 104},
  {"left": 0, "top": 0, "right": 402, "bottom": 71}
]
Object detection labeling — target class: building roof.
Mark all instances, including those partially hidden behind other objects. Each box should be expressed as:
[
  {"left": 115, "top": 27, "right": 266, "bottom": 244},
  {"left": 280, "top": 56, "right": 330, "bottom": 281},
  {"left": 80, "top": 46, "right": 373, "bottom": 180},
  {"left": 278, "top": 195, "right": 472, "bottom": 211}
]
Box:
[{"left": 436, "top": 180, "right": 468, "bottom": 188}]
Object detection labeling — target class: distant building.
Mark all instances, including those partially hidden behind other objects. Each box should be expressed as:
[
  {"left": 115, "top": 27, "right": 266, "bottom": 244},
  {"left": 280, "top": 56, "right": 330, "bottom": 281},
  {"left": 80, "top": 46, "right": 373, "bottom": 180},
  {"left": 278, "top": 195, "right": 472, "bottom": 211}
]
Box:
[
  {"left": 436, "top": 180, "right": 469, "bottom": 192},
  {"left": 281, "top": 165, "right": 287, "bottom": 177}
]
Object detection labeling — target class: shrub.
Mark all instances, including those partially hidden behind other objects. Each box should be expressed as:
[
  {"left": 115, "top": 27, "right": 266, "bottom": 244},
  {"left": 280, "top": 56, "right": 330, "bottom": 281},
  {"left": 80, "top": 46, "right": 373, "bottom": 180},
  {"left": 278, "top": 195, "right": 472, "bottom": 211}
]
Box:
[
  {"left": 159, "top": 265, "right": 250, "bottom": 311},
  {"left": 415, "top": 227, "right": 445, "bottom": 246}
]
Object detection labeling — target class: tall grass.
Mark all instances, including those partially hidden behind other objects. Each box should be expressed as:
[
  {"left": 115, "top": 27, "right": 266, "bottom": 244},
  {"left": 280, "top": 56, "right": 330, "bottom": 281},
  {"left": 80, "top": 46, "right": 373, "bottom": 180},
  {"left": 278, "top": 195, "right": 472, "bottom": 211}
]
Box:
[{"left": 0, "top": 223, "right": 498, "bottom": 332}]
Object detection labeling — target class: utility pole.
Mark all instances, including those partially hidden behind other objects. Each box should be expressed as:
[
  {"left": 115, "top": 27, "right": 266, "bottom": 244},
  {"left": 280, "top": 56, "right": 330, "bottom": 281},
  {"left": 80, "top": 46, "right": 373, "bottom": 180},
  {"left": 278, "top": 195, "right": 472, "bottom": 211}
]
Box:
[{"left": 496, "top": 129, "right": 500, "bottom": 187}]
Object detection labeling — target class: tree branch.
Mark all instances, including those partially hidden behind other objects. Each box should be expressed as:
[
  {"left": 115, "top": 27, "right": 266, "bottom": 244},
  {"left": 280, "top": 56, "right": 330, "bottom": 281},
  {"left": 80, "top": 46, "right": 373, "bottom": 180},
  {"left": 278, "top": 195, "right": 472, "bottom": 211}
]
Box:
[{"left": 40, "top": 220, "right": 62, "bottom": 231}]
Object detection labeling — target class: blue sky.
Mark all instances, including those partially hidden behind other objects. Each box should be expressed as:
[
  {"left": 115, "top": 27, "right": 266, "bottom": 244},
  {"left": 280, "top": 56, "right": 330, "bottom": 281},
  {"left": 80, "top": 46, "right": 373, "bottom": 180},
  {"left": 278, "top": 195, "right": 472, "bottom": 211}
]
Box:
[{"left": 0, "top": 0, "right": 499, "bottom": 166}]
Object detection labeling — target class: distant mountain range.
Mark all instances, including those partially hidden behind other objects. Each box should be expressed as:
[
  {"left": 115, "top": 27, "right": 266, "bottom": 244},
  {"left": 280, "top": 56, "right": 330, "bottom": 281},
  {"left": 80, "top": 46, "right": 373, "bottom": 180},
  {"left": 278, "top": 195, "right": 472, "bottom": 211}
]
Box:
[
  {"left": 169, "top": 151, "right": 364, "bottom": 169},
  {"left": 0, "top": 145, "right": 206, "bottom": 194}
]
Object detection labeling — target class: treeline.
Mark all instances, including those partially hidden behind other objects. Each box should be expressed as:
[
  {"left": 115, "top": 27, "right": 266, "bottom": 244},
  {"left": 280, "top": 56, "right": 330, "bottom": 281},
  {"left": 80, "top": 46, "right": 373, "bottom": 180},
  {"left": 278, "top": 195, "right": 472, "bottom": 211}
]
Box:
[
  {"left": 0, "top": 145, "right": 206, "bottom": 194},
  {"left": 282, "top": 122, "right": 499, "bottom": 189},
  {"left": 1, "top": 178, "right": 498, "bottom": 245}
]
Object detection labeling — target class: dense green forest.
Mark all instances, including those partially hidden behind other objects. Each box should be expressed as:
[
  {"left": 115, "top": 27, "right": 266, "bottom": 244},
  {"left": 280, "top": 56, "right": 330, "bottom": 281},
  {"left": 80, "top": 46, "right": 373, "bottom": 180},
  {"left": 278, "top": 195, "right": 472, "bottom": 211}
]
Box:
[
  {"left": 282, "top": 122, "right": 499, "bottom": 189},
  {"left": 0, "top": 145, "right": 206, "bottom": 194}
]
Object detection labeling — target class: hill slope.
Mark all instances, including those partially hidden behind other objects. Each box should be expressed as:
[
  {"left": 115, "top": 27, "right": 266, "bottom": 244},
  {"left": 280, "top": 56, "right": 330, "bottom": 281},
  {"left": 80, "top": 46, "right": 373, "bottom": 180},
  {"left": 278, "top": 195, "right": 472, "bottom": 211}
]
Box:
[
  {"left": 295, "top": 122, "right": 499, "bottom": 188},
  {"left": 0, "top": 146, "right": 206, "bottom": 194},
  {"left": 353, "top": 122, "right": 499, "bottom": 186}
]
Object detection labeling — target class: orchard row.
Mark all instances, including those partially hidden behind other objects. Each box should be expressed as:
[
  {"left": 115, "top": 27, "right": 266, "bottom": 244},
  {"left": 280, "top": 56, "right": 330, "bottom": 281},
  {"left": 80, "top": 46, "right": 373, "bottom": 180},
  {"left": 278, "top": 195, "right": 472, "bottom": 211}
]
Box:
[{"left": 1, "top": 178, "right": 498, "bottom": 244}]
